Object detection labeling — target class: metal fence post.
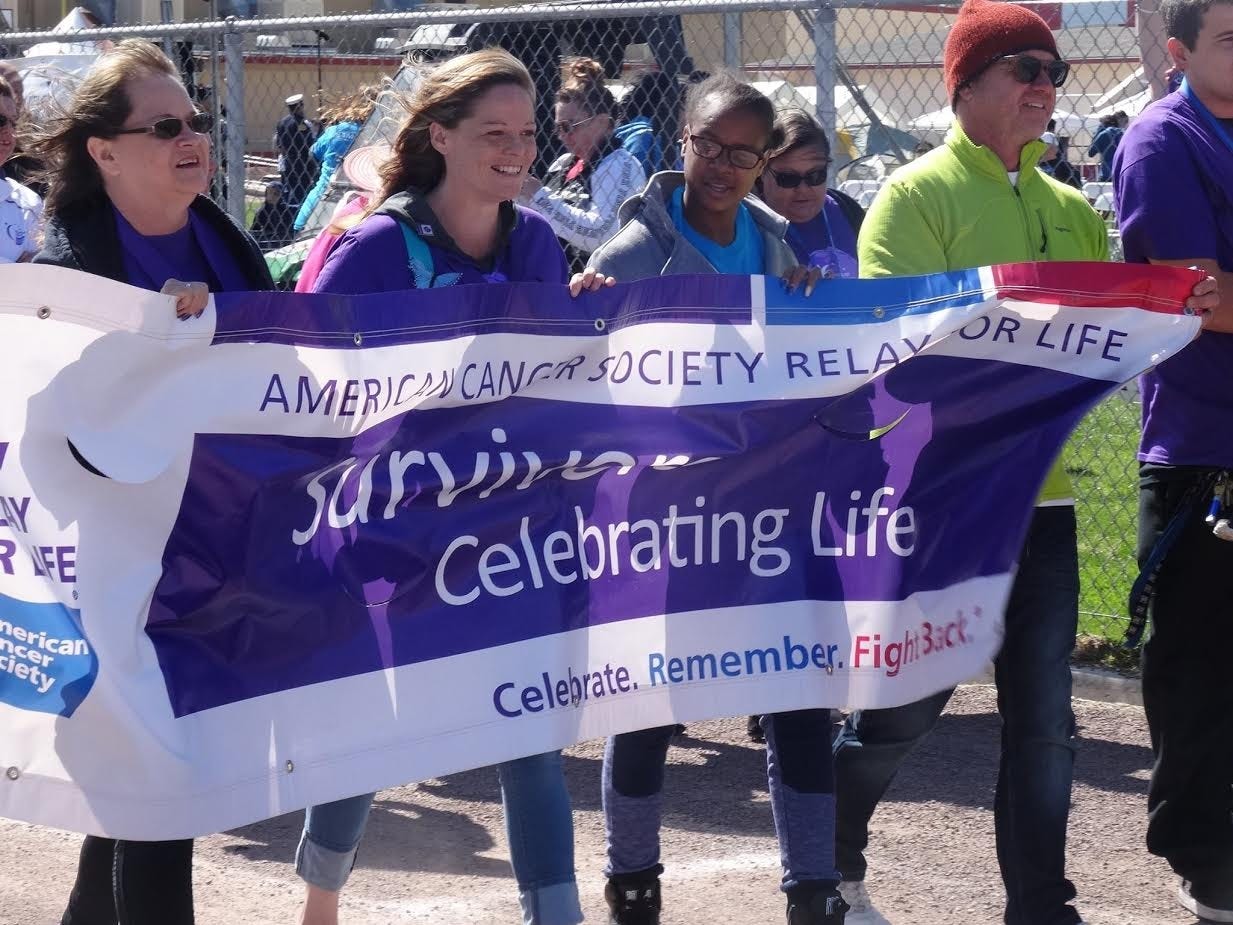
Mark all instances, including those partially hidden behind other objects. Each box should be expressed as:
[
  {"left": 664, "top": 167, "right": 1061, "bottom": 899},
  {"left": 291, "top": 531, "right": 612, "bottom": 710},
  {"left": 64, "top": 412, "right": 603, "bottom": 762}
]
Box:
[
  {"left": 813, "top": 2, "right": 838, "bottom": 156},
  {"left": 224, "top": 20, "right": 247, "bottom": 224},
  {"left": 723, "top": 13, "right": 742, "bottom": 70}
]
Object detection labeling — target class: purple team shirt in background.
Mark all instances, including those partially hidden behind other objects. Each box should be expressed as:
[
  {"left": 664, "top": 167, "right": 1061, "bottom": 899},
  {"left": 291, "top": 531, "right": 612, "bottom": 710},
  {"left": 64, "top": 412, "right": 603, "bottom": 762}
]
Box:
[
  {"left": 783, "top": 193, "right": 859, "bottom": 278},
  {"left": 1113, "top": 91, "right": 1233, "bottom": 467},
  {"left": 313, "top": 203, "right": 569, "bottom": 295}
]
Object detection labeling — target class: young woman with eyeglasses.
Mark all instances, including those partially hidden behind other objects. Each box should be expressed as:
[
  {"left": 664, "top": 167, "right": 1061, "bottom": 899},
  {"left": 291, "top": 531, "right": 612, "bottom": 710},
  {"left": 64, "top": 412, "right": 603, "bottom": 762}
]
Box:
[
  {"left": 757, "top": 109, "right": 865, "bottom": 280},
  {"left": 520, "top": 57, "right": 646, "bottom": 269},
  {"left": 29, "top": 40, "right": 273, "bottom": 925},
  {"left": 584, "top": 74, "right": 843, "bottom": 925}
]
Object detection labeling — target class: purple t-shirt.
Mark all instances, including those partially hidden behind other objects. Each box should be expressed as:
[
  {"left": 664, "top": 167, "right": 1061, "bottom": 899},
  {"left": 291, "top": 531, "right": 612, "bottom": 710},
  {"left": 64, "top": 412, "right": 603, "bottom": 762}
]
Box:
[
  {"left": 1113, "top": 90, "right": 1233, "bottom": 467},
  {"left": 313, "top": 201, "right": 569, "bottom": 295},
  {"left": 784, "top": 193, "right": 859, "bottom": 278},
  {"left": 113, "top": 206, "right": 248, "bottom": 293}
]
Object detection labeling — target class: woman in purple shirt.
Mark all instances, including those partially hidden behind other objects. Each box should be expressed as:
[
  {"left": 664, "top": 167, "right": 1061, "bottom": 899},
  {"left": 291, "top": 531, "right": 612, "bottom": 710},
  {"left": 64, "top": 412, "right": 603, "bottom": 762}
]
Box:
[
  {"left": 30, "top": 40, "right": 272, "bottom": 925},
  {"left": 757, "top": 110, "right": 863, "bottom": 280},
  {"left": 299, "top": 49, "right": 607, "bottom": 925}
]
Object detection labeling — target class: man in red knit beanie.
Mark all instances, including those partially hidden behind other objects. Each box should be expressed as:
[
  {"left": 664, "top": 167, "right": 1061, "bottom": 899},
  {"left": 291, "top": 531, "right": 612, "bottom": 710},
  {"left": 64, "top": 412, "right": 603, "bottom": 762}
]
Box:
[{"left": 831, "top": 2, "right": 1219, "bottom": 925}]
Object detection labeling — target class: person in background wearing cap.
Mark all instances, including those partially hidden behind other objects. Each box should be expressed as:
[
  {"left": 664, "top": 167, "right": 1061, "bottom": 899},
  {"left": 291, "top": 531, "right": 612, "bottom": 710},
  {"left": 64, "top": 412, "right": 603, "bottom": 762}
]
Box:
[
  {"left": 274, "top": 93, "right": 320, "bottom": 213},
  {"left": 1038, "top": 121, "right": 1081, "bottom": 188},
  {"left": 1112, "top": 0, "right": 1233, "bottom": 918},
  {"left": 830, "top": 2, "right": 1218, "bottom": 924}
]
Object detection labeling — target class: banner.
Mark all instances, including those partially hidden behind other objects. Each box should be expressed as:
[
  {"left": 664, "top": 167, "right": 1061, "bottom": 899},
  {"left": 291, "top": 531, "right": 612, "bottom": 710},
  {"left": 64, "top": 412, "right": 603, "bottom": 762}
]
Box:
[{"left": 0, "top": 262, "right": 1200, "bottom": 839}]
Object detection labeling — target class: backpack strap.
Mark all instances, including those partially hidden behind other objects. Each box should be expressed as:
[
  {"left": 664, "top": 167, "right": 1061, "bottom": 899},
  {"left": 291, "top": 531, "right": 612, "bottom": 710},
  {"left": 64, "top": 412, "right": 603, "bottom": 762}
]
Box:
[{"left": 397, "top": 220, "right": 436, "bottom": 289}]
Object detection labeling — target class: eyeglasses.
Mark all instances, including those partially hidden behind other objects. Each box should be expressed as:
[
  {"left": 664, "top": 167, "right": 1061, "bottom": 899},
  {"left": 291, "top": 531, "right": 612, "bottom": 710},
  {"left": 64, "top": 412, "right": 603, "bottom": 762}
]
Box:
[
  {"left": 114, "top": 111, "right": 214, "bottom": 141},
  {"left": 685, "top": 132, "right": 765, "bottom": 170},
  {"left": 555, "top": 114, "right": 597, "bottom": 136},
  {"left": 997, "top": 54, "right": 1071, "bottom": 89},
  {"left": 767, "top": 165, "right": 829, "bottom": 188},
  {"left": 0, "top": 114, "right": 13, "bottom": 132}
]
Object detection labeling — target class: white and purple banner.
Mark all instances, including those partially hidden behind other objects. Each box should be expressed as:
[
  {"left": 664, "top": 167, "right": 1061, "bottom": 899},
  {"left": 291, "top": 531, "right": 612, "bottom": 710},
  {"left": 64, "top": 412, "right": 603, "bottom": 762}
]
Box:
[{"left": 0, "top": 262, "right": 1200, "bottom": 839}]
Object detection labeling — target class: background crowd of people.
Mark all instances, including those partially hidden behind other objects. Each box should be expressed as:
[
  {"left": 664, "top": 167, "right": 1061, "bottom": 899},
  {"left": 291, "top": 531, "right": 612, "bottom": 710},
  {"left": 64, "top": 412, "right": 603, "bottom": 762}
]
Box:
[{"left": 0, "top": 0, "right": 1230, "bottom": 921}]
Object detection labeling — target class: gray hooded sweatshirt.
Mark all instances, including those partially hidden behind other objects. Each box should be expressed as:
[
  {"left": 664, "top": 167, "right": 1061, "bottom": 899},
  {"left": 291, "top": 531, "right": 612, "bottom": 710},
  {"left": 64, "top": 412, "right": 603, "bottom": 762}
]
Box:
[{"left": 587, "top": 171, "right": 798, "bottom": 281}]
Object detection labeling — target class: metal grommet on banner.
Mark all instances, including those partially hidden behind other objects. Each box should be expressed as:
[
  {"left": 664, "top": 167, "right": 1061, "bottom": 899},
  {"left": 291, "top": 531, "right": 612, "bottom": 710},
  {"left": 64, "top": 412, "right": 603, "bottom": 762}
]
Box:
[
  {"left": 36, "top": 306, "right": 51, "bottom": 320},
  {"left": 824, "top": 663, "right": 834, "bottom": 676},
  {"left": 594, "top": 318, "right": 606, "bottom": 332},
  {"left": 5, "top": 766, "right": 18, "bottom": 781},
  {"left": 285, "top": 760, "right": 294, "bottom": 774},
  {"left": 353, "top": 333, "right": 363, "bottom": 346},
  {"left": 872, "top": 307, "right": 885, "bottom": 319}
]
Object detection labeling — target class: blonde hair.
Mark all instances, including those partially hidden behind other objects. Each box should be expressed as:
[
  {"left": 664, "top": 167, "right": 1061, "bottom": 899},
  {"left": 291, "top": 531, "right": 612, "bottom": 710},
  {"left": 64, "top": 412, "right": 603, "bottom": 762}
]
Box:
[
  {"left": 319, "top": 84, "right": 380, "bottom": 127},
  {"left": 376, "top": 49, "right": 534, "bottom": 202},
  {"left": 30, "top": 40, "right": 181, "bottom": 217}
]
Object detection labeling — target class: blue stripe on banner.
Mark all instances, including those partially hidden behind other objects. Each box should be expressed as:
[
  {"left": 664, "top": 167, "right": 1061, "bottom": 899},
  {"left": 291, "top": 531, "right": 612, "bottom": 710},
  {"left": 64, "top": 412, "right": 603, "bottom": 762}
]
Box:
[
  {"left": 213, "top": 275, "right": 755, "bottom": 348},
  {"left": 766, "top": 269, "right": 987, "bottom": 325}
]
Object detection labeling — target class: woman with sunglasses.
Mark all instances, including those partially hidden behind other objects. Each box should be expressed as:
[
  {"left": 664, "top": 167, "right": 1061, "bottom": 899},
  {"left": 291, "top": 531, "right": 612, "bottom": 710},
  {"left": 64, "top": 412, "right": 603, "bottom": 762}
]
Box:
[
  {"left": 758, "top": 109, "right": 864, "bottom": 280},
  {"left": 584, "top": 74, "right": 842, "bottom": 925},
  {"left": 520, "top": 57, "right": 646, "bottom": 270},
  {"left": 0, "top": 73, "right": 41, "bottom": 263},
  {"left": 297, "top": 48, "right": 609, "bottom": 925},
  {"left": 28, "top": 40, "right": 272, "bottom": 925}
]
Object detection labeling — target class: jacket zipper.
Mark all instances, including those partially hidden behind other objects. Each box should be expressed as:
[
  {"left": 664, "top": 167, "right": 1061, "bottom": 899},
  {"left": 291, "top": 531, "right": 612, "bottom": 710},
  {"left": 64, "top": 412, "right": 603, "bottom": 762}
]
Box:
[{"left": 1011, "top": 185, "right": 1044, "bottom": 261}]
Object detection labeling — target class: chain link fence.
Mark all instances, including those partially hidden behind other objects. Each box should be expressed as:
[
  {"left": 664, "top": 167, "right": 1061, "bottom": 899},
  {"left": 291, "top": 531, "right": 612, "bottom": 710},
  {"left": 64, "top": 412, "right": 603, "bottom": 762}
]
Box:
[{"left": 1, "top": 0, "right": 1163, "bottom": 643}]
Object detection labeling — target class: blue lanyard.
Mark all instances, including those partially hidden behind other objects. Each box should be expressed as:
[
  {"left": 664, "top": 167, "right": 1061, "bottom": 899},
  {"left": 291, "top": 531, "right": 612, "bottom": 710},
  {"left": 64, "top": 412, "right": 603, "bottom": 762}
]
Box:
[
  {"left": 819, "top": 200, "right": 835, "bottom": 249},
  {"left": 1181, "top": 77, "right": 1233, "bottom": 155}
]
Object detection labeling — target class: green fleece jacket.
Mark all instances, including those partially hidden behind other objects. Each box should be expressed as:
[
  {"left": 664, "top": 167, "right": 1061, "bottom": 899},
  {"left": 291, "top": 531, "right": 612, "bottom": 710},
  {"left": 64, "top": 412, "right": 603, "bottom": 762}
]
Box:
[{"left": 858, "top": 122, "right": 1109, "bottom": 504}]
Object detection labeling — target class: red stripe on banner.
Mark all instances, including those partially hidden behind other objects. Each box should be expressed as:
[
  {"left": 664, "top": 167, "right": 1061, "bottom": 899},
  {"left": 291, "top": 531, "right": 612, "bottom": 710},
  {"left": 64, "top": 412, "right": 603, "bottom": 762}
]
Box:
[{"left": 991, "top": 261, "right": 1204, "bottom": 313}]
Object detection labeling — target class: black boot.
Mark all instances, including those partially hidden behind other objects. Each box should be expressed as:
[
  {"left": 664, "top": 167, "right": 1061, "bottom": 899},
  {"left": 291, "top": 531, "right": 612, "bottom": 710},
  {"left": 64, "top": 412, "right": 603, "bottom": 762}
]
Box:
[
  {"left": 747, "top": 713, "right": 766, "bottom": 744},
  {"left": 786, "top": 882, "right": 849, "bottom": 924},
  {"left": 605, "top": 868, "right": 662, "bottom": 925}
]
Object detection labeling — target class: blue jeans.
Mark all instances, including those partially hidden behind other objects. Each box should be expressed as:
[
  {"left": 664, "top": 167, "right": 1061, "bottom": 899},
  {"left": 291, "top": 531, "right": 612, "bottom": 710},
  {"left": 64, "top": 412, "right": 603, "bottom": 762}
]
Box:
[
  {"left": 605, "top": 710, "right": 839, "bottom": 890},
  {"left": 297, "top": 750, "right": 582, "bottom": 925},
  {"left": 833, "top": 506, "right": 1080, "bottom": 925}
]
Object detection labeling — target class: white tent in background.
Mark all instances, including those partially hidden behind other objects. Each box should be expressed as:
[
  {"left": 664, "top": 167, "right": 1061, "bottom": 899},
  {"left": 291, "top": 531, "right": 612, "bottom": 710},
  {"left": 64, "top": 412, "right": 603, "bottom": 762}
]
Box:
[
  {"left": 909, "top": 106, "right": 954, "bottom": 135},
  {"left": 1094, "top": 88, "right": 1154, "bottom": 118},
  {"left": 749, "top": 80, "right": 814, "bottom": 113},
  {"left": 1050, "top": 107, "right": 1103, "bottom": 136},
  {"left": 911, "top": 105, "right": 1101, "bottom": 138},
  {"left": 23, "top": 8, "right": 113, "bottom": 57}
]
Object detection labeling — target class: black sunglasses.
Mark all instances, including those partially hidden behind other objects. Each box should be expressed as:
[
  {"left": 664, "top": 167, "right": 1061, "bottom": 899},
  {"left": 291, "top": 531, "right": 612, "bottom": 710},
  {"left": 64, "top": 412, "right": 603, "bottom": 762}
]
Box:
[
  {"left": 555, "top": 114, "right": 597, "bottom": 136},
  {"left": 114, "top": 111, "right": 214, "bottom": 141},
  {"left": 685, "top": 132, "right": 765, "bottom": 170},
  {"left": 0, "top": 114, "right": 12, "bottom": 131},
  {"left": 997, "top": 54, "right": 1071, "bottom": 88},
  {"left": 767, "top": 165, "right": 829, "bottom": 189}
]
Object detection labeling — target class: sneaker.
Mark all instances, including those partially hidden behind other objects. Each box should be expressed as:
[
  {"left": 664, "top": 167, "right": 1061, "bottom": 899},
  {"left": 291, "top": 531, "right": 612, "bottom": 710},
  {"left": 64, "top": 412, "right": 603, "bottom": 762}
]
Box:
[
  {"left": 605, "top": 872, "right": 661, "bottom": 925},
  {"left": 787, "top": 886, "right": 850, "bottom": 924},
  {"left": 1178, "top": 876, "right": 1233, "bottom": 923},
  {"left": 838, "top": 881, "right": 892, "bottom": 925}
]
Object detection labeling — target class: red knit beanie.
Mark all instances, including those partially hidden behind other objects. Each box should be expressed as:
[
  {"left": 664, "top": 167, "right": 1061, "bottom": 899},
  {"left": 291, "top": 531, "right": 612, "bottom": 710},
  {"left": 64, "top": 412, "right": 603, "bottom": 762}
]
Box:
[{"left": 943, "top": 0, "right": 1059, "bottom": 98}]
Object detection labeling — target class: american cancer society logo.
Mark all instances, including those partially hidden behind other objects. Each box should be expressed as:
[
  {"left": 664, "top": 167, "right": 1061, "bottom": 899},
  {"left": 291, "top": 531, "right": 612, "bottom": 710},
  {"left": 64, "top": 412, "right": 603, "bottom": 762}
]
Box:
[{"left": 0, "top": 594, "right": 97, "bottom": 717}]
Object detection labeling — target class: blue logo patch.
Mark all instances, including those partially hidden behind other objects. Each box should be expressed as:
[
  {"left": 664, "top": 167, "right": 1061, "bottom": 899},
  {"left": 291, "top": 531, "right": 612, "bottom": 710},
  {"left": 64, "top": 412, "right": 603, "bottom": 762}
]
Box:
[{"left": 0, "top": 594, "right": 97, "bottom": 717}]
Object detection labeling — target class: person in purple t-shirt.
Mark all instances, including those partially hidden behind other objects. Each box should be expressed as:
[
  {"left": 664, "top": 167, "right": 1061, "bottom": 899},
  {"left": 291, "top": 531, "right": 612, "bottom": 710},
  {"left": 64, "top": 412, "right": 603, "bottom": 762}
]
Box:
[
  {"left": 28, "top": 39, "right": 272, "bottom": 925},
  {"left": 299, "top": 48, "right": 610, "bottom": 925},
  {"left": 1112, "top": 0, "right": 1233, "bottom": 918},
  {"left": 757, "top": 109, "right": 863, "bottom": 279}
]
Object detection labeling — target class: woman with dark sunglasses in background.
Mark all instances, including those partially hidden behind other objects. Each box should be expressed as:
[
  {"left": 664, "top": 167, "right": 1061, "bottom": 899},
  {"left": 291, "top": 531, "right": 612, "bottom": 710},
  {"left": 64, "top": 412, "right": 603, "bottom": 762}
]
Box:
[
  {"left": 30, "top": 40, "right": 273, "bottom": 925},
  {"left": 585, "top": 74, "right": 843, "bottom": 925},
  {"left": 520, "top": 56, "right": 646, "bottom": 270},
  {"left": 757, "top": 109, "right": 865, "bottom": 280}
]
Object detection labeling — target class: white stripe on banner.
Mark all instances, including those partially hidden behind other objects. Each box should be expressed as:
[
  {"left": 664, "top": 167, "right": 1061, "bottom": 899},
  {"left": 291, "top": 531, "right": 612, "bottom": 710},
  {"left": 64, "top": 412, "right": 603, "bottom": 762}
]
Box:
[{"left": 0, "top": 262, "right": 1202, "bottom": 839}]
